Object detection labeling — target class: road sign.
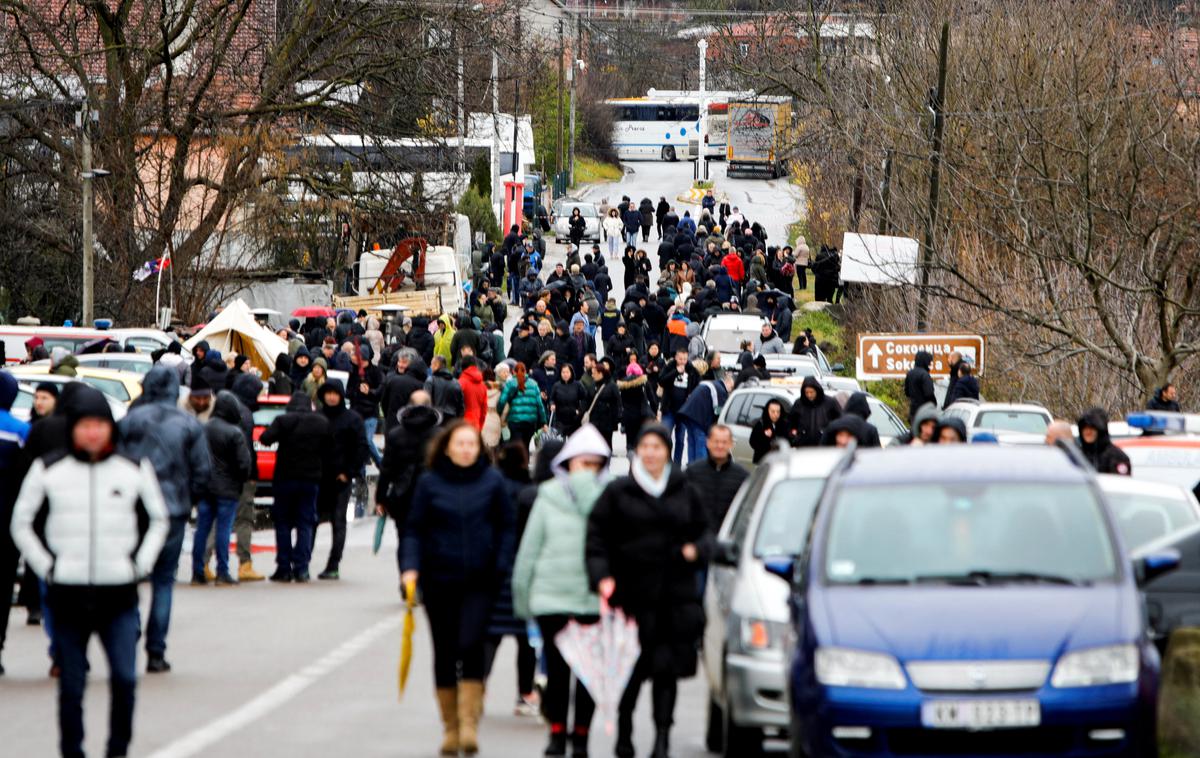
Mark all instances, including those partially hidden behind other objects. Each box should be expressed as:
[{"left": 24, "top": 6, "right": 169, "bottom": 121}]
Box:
[{"left": 856, "top": 333, "right": 985, "bottom": 381}]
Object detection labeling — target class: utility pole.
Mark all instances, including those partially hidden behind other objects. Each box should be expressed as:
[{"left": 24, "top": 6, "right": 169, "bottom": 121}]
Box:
[
  {"left": 457, "top": 31, "right": 466, "bottom": 172},
  {"left": 568, "top": 13, "right": 581, "bottom": 187},
  {"left": 557, "top": 18, "right": 564, "bottom": 180},
  {"left": 80, "top": 100, "right": 94, "bottom": 326},
  {"left": 491, "top": 47, "right": 501, "bottom": 221},
  {"left": 512, "top": 8, "right": 521, "bottom": 190},
  {"left": 697, "top": 39, "right": 708, "bottom": 180},
  {"left": 917, "top": 21, "right": 950, "bottom": 334}
]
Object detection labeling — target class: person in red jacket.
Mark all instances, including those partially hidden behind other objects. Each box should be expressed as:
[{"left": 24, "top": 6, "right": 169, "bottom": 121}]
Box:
[
  {"left": 458, "top": 356, "right": 489, "bottom": 431},
  {"left": 721, "top": 247, "right": 745, "bottom": 283}
]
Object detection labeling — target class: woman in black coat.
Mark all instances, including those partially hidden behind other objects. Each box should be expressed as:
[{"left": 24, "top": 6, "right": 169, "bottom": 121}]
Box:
[
  {"left": 617, "top": 363, "right": 653, "bottom": 455},
  {"left": 750, "top": 398, "right": 789, "bottom": 463},
  {"left": 401, "top": 421, "right": 516, "bottom": 755},
  {"left": 638, "top": 197, "right": 655, "bottom": 242},
  {"left": 585, "top": 359, "right": 622, "bottom": 449},
  {"left": 568, "top": 207, "right": 587, "bottom": 248},
  {"left": 586, "top": 425, "right": 710, "bottom": 758},
  {"left": 605, "top": 323, "right": 636, "bottom": 370},
  {"left": 622, "top": 247, "right": 639, "bottom": 289},
  {"left": 549, "top": 363, "right": 589, "bottom": 435}
]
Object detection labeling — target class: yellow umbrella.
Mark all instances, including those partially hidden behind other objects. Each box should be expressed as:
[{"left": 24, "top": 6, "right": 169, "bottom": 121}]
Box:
[{"left": 399, "top": 578, "right": 417, "bottom": 699}]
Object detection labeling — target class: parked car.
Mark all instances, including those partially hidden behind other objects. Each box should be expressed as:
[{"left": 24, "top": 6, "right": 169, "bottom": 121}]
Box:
[
  {"left": 704, "top": 448, "right": 845, "bottom": 756},
  {"left": 7, "top": 364, "right": 144, "bottom": 405},
  {"left": 1135, "top": 523, "right": 1200, "bottom": 655},
  {"left": 763, "top": 354, "right": 859, "bottom": 394},
  {"left": 1097, "top": 474, "right": 1200, "bottom": 552},
  {"left": 551, "top": 199, "right": 602, "bottom": 244},
  {"left": 777, "top": 445, "right": 1174, "bottom": 758},
  {"left": 702, "top": 314, "right": 768, "bottom": 366},
  {"left": 11, "top": 375, "right": 127, "bottom": 421},
  {"left": 718, "top": 385, "right": 907, "bottom": 465},
  {"left": 59, "top": 352, "right": 156, "bottom": 375},
  {"left": 0, "top": 325, "right": 176, "bottom": 365},
  {"left": 941, "top": 400, "right": 1053, "bottom": 444},
  {"left": 251, "top": 394, "right": 293, "bottom": 507}
]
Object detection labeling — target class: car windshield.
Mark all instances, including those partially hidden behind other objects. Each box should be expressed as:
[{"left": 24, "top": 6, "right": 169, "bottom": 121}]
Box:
[
  {"left": 706, "top": 327, "right": 760, "bottom": 353},
  {"left": 79, "top": 376, "right": 129, "bottom": 402},
  {"left": 754, "top": 479, "right": 826, "bottom": 557},
  {"left": 975, "top": 410, "right": 1049, "bottom": 434},
  {"left": 253, "top": 406, "right": 288, "bottom": 427},
  {"left": 867, "top": 401, "right": 907, "bottom": 438},
  {"left": 824, "top": 482, "right": 1117, "bottom": 585},
  {"left": 1105, "top": 491, "right": 1199, "bottom": 550}
]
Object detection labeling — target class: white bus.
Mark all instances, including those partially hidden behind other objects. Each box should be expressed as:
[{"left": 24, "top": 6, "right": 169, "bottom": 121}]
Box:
[{"left": 606, "top": 90, "right": 753, "bottom": 162}]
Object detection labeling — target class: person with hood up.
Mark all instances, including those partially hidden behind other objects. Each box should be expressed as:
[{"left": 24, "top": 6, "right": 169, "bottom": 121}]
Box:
[
  {"left": 301, "top": 356, "right": 329, "bottom": 401},
  {"left": 685, "top": 321, "right": 706, "bottom": 363},
  {"left": 618, "top": 361, "right": 653, "bottom": 453},
  {"left": 315, "top": 381, "right": 367, "bottom": 580},
  {"left": 50, "top": 346, "right": 79, "bottom": 377},
  {"left": 118, "top": 366, "right": 211, "bottom": 673},
  {"left": 259, "top": 392, "right": 330, "bottom": 582},
  {"left": 407, "top": 316, "right": 436, "bottom": 365},
  {"left": 224, "top": 354, "right": 251, "bottom": 389},
  {"left": 270, "top": 352, "right": 294, "bottom": 396},
  {"left": 1077, "top": 408, "right": 1132, "bottom": 475},
  {"left": 458, "top": 355, "right": 489, "bottom": 432},
  {"left": 754, "top": 322, "right": 786, "bottom": 355},
  {"left": 655, "top": 197, "right": 670, "bottom": 240},
  {"left": 223, "top": 373, "right": 267, "bottom": 582},
  {"left": 638, "top": 197, "right": 655, "bottom": 242},
  {"left": 376, "top": 390, "right": 442, "bottom": 577},
  {"left": 934, "top": 416, "right": 968, "bottom": 444},
  {"left": 787, "top": 376, "right": 842, "bottom": 448},
  {"left": 402, "top": 421, "right": 516, "bottom": 757},
  {"left": 512, "top": 426, "right": 612, "bottom": 757},
  {"left": 605, "top": 321, "right": 636, "bottom": 370},
  {"left": 12, "top": 384, "right": 168, "bottom": 758},
  {"left": 586, "top": 424, "right": 710, "bottom": 758},
  {"left": 289, "top": 344, "right": 313, "bottom": 387},
  {"left": 903, "top": 350, "right": 937, "bottom": 422},
  {"left": 821, "top": 413, "right": 876, "bottom": 448},
  {"left": 676, "top": 370, "right": 730, "bottom": 464},
  {"left": 750, "top": 398, "right": 789, "bottom": 463},
  {"left": 900, "top": 402, "right": 940, "bottom": 446},
  {"left": 450, "top": 315, "right": 482, "bottom": 370},
  {"left": 347, "top": 344, "right": 384, "bottom": 466},
  {"left": 500, "top": 362, "right": 549, "bottom": 445},
  {"left": 602, "top": 208, "right": 624, "bottom": 259},
  {"left": 943, "top": 354, "right": 980, "bottom": 406},
  {"left": 821, "top": 392, "right": 881, "bottom": 448},
  {"left": 192, "top": 391, "right": 253, "bottom": 585},
  {"left": 426, "top": 355, "right": 466, "bottom": 419},
  {"left": 434, "top": 315, "right": 456, "bottom": 365}
]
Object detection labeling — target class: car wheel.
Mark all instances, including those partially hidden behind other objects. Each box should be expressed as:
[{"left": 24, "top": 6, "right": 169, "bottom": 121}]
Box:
[
  {"left": 722, "top": 693, "right": 762, "bottom": 757},
  {"left": 705, "top": 696, "right": 723, "bottom": 753},
  {"left": 662, "top": 145, "right": 676, "bottom": 162}
]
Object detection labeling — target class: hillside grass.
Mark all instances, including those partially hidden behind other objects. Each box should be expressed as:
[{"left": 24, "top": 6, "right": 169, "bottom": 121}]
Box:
[{"left": 573, "top": 157, "right": 623, "bottom": 186}]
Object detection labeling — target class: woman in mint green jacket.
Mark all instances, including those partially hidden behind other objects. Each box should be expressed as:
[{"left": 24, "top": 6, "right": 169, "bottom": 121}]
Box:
[
  {"left": 512, "top": 425, "right": 611, "bottom": 758},
  {"left": 499, "top": 362, "right": 548, "bottom": 446}
]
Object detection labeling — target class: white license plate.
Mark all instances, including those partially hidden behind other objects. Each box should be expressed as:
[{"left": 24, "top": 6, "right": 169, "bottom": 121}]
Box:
[{"left": 921, "top": 699, "right": 1040, "bottom": 730}]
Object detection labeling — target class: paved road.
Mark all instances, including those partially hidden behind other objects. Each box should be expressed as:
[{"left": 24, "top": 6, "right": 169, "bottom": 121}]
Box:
[{"left": 0, "top": 159, "right": 798, "bottom": 757}]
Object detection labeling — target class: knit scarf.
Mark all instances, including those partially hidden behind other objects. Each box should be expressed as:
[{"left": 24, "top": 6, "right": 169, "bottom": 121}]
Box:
[{"left": 631, "top": 456, "right": 670, "bottom": 499}]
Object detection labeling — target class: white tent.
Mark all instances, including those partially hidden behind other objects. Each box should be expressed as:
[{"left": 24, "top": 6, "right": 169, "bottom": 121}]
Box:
[{"left": 183, "top": 299, "right": 288, "bottom": 378}]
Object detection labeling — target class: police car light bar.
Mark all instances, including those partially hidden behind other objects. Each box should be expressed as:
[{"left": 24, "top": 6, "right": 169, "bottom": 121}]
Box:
[{"left": 1125, "top": 412, "right": 1200, "bottom": 433}]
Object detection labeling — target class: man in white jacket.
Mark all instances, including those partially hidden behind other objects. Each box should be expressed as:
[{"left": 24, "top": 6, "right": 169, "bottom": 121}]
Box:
[{"left": 11, "top": 385, "right": 168, "bottom": 758}]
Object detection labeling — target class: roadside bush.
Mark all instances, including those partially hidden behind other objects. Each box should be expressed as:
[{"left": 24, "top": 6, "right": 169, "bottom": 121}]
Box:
[{"left": 457, "top": 188, "right": 499, "bottom": 244}]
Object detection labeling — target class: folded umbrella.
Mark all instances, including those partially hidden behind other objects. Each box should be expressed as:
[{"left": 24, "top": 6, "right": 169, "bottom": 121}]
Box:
[
  {"left": 399, "top": 578, "right": 417, "bottom": 699},
  {"left": 372, "top": 514, "right": 387, "bottom": 555},
  {"left": 554, "top": 600, "right": 640, "bottom": 736}
]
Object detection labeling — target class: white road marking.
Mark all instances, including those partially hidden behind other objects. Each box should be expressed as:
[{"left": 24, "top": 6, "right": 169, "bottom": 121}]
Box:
[{"left": 145, "top": 614, "right": 402, "bottom": 758}]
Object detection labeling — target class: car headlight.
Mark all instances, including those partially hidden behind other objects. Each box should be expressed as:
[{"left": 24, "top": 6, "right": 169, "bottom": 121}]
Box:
[
  {"left": 815, "top": 647, "right": 906, "bottom": 690},
  {"left": 739, "top": 617, "right": 788, "bottom": 654},
  {"left": 1050, "top": 644, "right": 1139, "bottom": 688}
]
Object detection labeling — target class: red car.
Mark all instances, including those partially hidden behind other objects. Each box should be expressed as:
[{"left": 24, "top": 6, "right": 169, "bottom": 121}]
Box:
[{"left": 251, "top": 394, "right": 293, "bottom": 505}]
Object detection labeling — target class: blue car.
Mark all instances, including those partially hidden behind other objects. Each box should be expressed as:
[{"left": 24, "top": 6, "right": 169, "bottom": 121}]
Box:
[{"left": 774, "top": 445, "right": 1178, "bottom": 758}]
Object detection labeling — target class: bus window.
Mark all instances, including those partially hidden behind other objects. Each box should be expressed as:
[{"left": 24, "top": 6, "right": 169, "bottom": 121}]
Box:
[
  {"left": 656, "top": 106, "right": 677, "bottom": 121},
  {"left": 679, "top": 105, "right": 699, "bottom": 121}
]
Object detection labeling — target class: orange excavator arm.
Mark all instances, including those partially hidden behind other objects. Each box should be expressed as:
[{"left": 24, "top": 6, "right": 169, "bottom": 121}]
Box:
[{"left": 370, "top": 237, "right": 428, "bottom": 294}]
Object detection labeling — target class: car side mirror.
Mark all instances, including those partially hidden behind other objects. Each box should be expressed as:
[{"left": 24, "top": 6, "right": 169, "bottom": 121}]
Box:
[
  {"left": 763, "top": 557, "right": 795, "bottom": 583},
  {"left": 713, "top": 539, "right": 739, "bottom": 567},
  {"left": 1135, "top": 549, "right": 1180, "bottom": 588},
  {"left": 831, "top": 363, "right": 845, "bottom": 373}
]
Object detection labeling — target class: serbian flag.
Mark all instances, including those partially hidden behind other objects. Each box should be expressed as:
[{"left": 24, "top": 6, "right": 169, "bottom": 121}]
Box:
[{"left": 132, "top": 254, "right": 172, "bottom": 282}]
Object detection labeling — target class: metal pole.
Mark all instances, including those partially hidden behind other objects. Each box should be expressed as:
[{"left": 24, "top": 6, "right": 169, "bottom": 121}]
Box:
[
  {"left": 81, "top": 102, "right": 94, "bottom": 326},
  {"left": 557, "top": 19, "right": 564, "bottom": 180},
  {"left": 457, "top": 32, "right": 466, "bottom": 172},
  {"left": 491, "top": 48, "right": 501, "bottom": 222},
  {"left": 917, "top": 21, "right": 950, "bottom": 333},
  {"left": 512, "top": 8, "right": 521, "bottom": 188},
  {"left": 697, "top": 39, "right": 708, "bottom": 175},
  {"left": 568, "top": 14, "right": 580, "bottom": 187}
]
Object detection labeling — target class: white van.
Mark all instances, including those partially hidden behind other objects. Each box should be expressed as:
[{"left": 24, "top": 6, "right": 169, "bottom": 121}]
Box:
[{"left": 357, "top": 244, "right": 465, "bottom": 315}]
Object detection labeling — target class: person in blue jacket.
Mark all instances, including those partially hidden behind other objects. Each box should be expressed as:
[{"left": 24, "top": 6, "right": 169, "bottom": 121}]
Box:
[
  {"left": 676, "top": 370, "right": 731, "bottom": 465},
  {"left": 401, "top": 420, "right": 515, "bottom": 756}
]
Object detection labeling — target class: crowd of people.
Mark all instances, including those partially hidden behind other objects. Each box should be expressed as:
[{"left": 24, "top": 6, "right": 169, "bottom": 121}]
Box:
[{"left": 0, "top": 182, "right": 1187, "bottom": 758}]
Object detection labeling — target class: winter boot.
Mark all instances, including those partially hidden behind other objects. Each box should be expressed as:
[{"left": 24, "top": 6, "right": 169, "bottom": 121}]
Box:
[
  {"left": 458, "top": 679, "right": 484, "bottom": 755},
  {"left": 650, "top": 729, "right": 670, "bottom": 758},
  {"left": 544, "top": 724, "right": 568, "bottom": 756},
  {"left": 570, "top": 727, "right": 590, "bottom": 757},
  {"left": 436, "top": 687, "right": 460, "bottom": 756},
  {"left": 238, "top": 562, "right": 265, "bottom": 582}
]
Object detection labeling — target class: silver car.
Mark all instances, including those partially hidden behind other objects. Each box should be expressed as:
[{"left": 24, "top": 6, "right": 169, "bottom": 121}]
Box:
[
  {"left": 551, "top": 199, "right": 601, "bottom": 244},
  {"left": 703, "top": 449, "right": 845, "bottom": 756},
  {"left": 717, "top": 385, "right": 908, "bottom": 465},
  {"left": 941, "top": 400, "right": 1053, "bottom": 444}
]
